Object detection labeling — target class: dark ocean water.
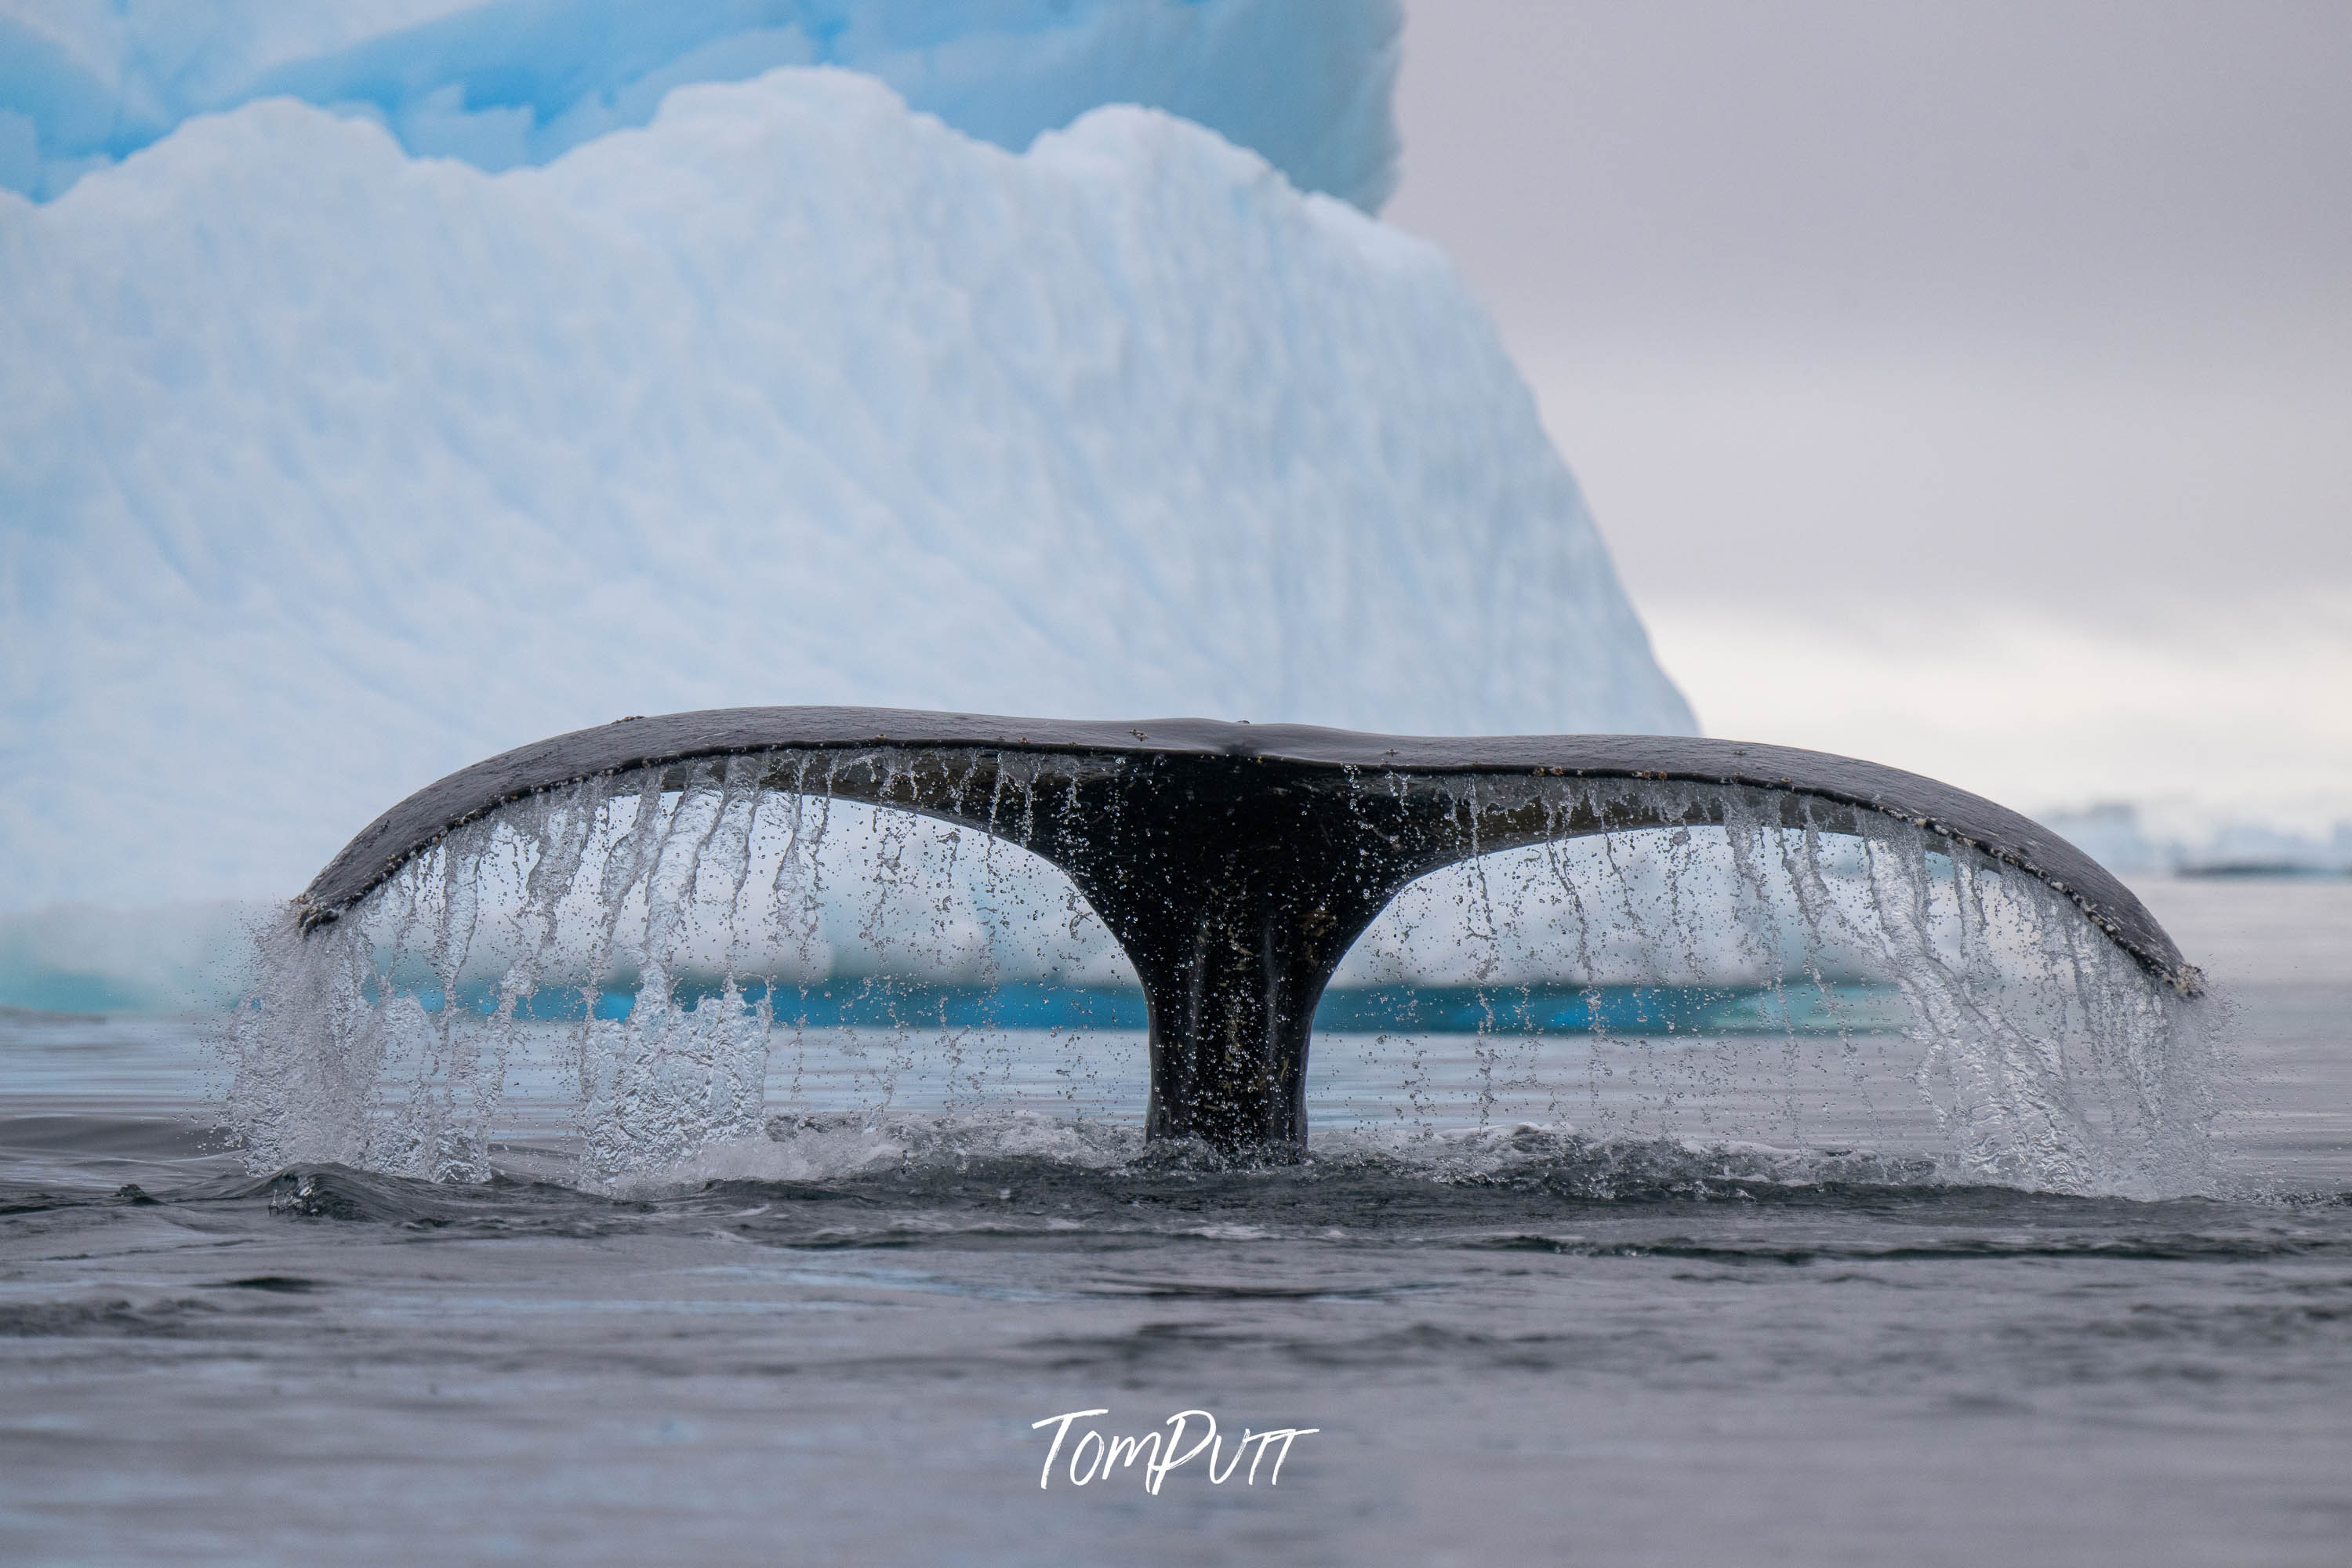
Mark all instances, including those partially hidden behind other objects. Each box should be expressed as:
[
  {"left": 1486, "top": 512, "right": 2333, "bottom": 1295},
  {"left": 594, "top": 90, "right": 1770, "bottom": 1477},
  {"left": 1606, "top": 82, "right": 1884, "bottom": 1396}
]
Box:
[{"left": 3, "top": 877, "right": 2348, "bottom": 1566}]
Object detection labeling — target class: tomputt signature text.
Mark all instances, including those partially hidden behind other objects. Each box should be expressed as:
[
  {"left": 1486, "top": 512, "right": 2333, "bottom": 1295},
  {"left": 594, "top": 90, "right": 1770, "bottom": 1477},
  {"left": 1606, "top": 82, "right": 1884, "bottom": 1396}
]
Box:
[{"left": 1031, "top": 1408, "right": 1317, "bottom": 1494}]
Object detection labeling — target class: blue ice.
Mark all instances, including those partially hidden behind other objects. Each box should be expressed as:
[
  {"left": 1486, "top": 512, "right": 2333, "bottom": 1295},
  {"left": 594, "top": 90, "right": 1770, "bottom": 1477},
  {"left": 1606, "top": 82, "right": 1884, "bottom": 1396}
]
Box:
[{"left": 0, "top": 0, "right": 1403, "bottom": 208}]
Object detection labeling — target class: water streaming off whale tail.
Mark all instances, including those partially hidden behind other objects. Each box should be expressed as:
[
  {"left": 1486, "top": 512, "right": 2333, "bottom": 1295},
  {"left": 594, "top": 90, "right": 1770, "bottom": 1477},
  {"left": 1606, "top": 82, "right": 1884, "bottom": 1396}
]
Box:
[{"left": 227, "top": 750, "right": 2223, "bottom": 1197}]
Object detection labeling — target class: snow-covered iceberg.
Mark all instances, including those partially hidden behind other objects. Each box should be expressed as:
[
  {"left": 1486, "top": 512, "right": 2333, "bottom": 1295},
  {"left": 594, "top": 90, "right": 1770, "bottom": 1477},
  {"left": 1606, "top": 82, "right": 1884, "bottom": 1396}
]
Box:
[
  {"left": 0, "top": 0, "right": 1402, "bottom": 208},
  {"left": 2, "top": 63, "right": 1690, "bottom": 929}
]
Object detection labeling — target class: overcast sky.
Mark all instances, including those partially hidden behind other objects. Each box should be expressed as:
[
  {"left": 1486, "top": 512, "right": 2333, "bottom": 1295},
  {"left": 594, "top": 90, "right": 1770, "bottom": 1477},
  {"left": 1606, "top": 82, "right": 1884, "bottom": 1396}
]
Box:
[{"left": 1386, "top": 0, "right": 2350, "bottom": 828}]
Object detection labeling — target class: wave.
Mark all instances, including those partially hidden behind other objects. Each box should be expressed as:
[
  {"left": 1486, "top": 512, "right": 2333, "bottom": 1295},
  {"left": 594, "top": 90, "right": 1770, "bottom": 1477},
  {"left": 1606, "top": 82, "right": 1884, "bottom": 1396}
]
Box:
[
  {"left": 214, "top": 1111, "right": 2281, "bottom": 1218},
  {"left": 8, "top": 1134, "right": 2333, "bottom": 1250}
]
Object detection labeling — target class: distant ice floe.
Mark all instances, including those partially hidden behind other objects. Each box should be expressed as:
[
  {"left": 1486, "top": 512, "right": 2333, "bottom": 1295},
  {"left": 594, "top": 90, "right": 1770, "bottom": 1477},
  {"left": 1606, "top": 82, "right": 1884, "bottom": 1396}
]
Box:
[
  {"left": 2041, "top": 803, "right": 2352, "bottom": 878},
  {"left": 0, "top": 0, "right": 1403, "bottom": 207},
  {"left": 0, "top": 899, "right": 265, "bottom": 1014}
]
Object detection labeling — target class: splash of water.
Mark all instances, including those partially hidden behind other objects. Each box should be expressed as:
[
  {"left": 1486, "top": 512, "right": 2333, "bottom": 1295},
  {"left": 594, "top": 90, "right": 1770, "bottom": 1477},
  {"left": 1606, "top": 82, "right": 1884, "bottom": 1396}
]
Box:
[{"left": 227, "top": 753, "right": 2223, "bottom": 1196}]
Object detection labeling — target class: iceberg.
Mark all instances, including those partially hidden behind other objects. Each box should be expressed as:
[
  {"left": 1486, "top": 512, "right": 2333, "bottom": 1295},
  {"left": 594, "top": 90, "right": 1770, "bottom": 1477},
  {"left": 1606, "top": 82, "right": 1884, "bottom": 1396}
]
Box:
[
  {"left": 1, "top": 64, "right": 1689, "bottom": 938},
  {"left": 2040, "top": 801, "right": 2352, "bottom": 878},
  {"left": 0, "top": 899, "right": 263, "bottom": 1014},
  {"left": 0, "top": 0, "right": 1402, "bottom": 208}
]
